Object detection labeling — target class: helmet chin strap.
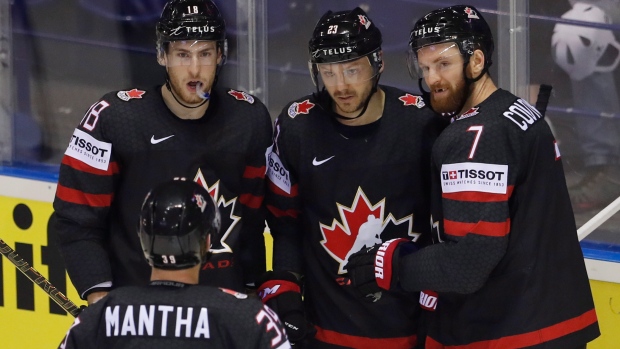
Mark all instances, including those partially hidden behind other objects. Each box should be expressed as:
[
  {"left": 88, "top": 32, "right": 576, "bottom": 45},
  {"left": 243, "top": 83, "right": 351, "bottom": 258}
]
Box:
[{"left": 164, "top": 71, "right": 208, "bottom": 109}]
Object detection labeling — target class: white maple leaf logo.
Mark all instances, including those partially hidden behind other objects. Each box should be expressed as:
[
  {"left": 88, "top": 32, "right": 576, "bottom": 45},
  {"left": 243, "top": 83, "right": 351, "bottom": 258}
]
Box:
[{"left": 194, "top": 169, "right": 240, "bottom": 254}]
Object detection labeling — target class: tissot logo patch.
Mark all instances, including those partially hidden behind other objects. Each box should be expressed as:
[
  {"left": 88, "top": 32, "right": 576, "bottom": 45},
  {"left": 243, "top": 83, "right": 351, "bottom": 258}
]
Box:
[
  {"left": 65, "top": 129, "right": 112, "bottom": 170},
  {"left": 441, "top": 162, "right": 508, "bottom": 194},
  {"left": 265, "top": 145, "right": 291, "bottom": 194}
]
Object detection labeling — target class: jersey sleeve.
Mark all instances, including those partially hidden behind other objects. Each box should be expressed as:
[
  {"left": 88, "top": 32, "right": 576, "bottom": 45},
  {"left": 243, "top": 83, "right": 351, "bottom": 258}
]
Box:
[
  {"left": 264, "top": 112, "right": 304, "bottom": 274},
  {"left": 53, "top": 98, "right": 120, "bottom": 299},
  {"left": 400, "top": 121, "right": 514, "bottom": 294},
  {"left": 237, "top": 103, "right": 273, "bottom": 287},
  {"left": 254, "top": 304, "right": 292, "bottom": 349}
]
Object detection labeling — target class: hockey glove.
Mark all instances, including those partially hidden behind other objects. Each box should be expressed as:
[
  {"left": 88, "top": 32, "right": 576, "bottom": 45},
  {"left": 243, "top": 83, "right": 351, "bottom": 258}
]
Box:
[
  {"left": 345, "top": 238, "right": 417, "bottom": 299},
  {"left": 257, "top": 271, "right": 316, "bottom": 343}
]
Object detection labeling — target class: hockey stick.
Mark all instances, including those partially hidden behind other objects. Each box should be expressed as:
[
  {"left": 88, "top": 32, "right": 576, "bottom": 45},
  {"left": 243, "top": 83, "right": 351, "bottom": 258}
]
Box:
[
  {"left": 535, "top": 84, "right": 553, "bottom": 116},
  {"left": 577, "top": 196, "right": 620, "bottom": 241},
  {"left": 0, "top": 238, "right": 82, "bottom": 317}
]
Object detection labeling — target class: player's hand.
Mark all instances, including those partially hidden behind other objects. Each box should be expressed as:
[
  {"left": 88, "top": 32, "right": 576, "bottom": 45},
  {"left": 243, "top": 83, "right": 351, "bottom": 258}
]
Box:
[
  {"left": 344, "top": 244, "right": 383, "bottom": 302},
  {"left": 345, "top": 238, "right": 417, "bottom": 301},
  {"left": 257, "top": 271, "right": 316, "bottom": 343},
  {"left": 86, "top": 291, "right": 108, "bottom": 305}
]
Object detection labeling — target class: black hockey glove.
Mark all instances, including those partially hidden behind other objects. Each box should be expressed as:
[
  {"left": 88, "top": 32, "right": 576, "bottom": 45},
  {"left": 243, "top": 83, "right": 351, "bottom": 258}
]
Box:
[
  {"left": 345, "top": 238, "right": 418, "bottom": 300},
  {"left": 257, "top": 271, "right": 316, "bottom": 344}
]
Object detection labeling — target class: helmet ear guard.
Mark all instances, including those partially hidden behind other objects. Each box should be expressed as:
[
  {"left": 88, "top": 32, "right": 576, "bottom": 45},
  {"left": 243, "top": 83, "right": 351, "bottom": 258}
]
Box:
[{"left": 138, "top": 178, "right": 221, "bottom": 270}]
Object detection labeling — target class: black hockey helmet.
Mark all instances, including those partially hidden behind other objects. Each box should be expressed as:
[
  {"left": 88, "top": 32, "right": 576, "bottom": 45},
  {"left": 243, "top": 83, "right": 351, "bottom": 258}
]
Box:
[
  {"left": 408, "top": 5, "right": 493, "bottom": 78},
  {"left": 309, "top": 7, "right": 382, "bottom": 65},
  {"left": 308, "top": 7, "right": 383, "bottom": 88},
  {"left": 138, "top": 178, "right": 221, "bottom": 270},
  {"left": 156, "top": 0, "right": 227, "bottom": 63}
]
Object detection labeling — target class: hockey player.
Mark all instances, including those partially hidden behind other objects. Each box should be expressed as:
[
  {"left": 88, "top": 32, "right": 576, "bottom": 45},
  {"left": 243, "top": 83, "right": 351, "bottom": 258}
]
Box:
[
  {"left": 259, "top": 7, "right": 444, "bottom": 349},
  {"left": 345, "top": 5, "right": 600, "bottom": 348},
  {"left": 52, "top": 0, "right": 272, "bottom": 305},
  {"left": 58, "top": 179, "right": 291, "bottom": 349}
]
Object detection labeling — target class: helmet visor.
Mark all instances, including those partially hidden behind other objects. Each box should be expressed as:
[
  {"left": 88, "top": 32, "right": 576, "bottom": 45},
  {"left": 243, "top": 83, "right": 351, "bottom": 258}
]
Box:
[
  {"left": 164, "top": 40, "right": 223, "bottom": 67},
  {"left": 407, "top": 42, "right": 463, "bottom": 80},
  {"left": 310, "top": 56, "right": 379, "bottom": 87}
]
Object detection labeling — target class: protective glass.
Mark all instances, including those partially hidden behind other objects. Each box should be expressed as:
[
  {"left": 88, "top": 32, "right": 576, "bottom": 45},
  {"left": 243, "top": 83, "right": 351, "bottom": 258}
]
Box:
[
  {"left": 309, "top": 56, "right": 379, "bottom": 87},
  {"left": 164, "top": 40, "right": 222, "bottom": 67},
  {"left": 407, "top": 42, "right": 464, "bottom": 80}
]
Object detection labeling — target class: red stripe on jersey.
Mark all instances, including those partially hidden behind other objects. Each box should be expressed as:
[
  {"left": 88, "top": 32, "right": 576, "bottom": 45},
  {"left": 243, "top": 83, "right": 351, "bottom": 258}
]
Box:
[
  {"left": 444, "top": 219, "right": 510, "bottom": 237},
  {"left": 62, "top": 156, "right": 119, "bottom": 175},
  {"left": 442, "top": 186, "right": 514, "bottom": 202},
  {"left": 267, "top": 180, "right": 298, "bottom": 198},
  {"left": 315, "top": 326, "right": 417, "bottom": 349},
  {"left": 56, "top": 184, "right": 113, "bottom": 207},
  {"left": 425, "top": 308, "right": 597, "bottom": 349},
  {"left": 243, "top": 165, "right": 266, "bottom": 179},
  {"left": 239, "top": 193, "right": 263, "bottom": 209},
  {"left": 267, "top": 204, "right": 300, "bottom": 219}
]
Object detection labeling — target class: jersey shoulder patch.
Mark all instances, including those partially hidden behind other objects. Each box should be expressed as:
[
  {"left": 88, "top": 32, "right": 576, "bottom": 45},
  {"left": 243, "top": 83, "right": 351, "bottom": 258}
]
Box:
[
  {"left": 398, "top": 93, "right": 426, "bottom": 108},
  {"left": 228, "top": 89, "right": 255, "bottom": 104},
  {"left": 287, "top": 99, "right": 316, "bottom": 118},
  {"left": 501, "top": 98, "right": 543, "bottom": 131},
  {"left": 116, "top": 88, "right": 146, "bottom": 101}
]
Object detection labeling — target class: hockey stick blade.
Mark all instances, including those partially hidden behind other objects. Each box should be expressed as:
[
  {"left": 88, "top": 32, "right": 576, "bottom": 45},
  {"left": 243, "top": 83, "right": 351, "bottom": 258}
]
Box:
[
  {"left": 535, "top": 84, "right": 553, "bottom": 117},
  {"left": 0, "top": 238, "right": 82, "bottom": 317}
]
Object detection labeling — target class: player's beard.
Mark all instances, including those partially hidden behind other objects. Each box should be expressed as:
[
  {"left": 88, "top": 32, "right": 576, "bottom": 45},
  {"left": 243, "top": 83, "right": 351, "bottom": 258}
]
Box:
[
  {"left": 332, "top": 84, "right": 372, "bottom": 116},
  {"left": 168, "top": 73, "right": 206, "bottom": 106},
  {"left": 430, "top": 75, "right": 467, "bottom": 114}
]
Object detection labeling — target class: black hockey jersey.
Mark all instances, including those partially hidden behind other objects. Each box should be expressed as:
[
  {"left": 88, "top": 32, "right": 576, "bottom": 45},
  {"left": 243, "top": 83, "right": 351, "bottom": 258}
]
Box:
[
  {"left": 265, "top": 86, "right": 444, "bottom": 348},
  {"left": 58, "top": 282, "right": 291, "bottom": 349},
  {"left": 400, "top": 89, "right": 599, "bottom": 348},
  {"left": 53, "top": 86, "right": 272, "bottom": 298}
]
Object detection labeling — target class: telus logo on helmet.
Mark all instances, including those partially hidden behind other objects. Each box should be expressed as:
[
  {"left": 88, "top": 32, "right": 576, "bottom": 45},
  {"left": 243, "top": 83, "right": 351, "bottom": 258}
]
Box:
[{"left": 412, "top": 26, "right": 440, "bottom": 37}]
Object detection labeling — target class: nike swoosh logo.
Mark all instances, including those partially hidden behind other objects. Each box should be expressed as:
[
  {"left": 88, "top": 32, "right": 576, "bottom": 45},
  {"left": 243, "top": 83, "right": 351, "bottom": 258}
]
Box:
[
  {"left": 150, "top": 135, "right": 175, "bottom": 144},
  {"left": 312, "top": 156, "right": 335, "bottom": 166}
]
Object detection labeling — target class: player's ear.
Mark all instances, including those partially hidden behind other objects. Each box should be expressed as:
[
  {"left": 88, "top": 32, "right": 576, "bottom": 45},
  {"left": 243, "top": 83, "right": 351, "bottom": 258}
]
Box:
[
  {"left": 468, "top": 49, "right": 485, "bottom": 78},
  {"left": 378, "top": 50, "right": 385, "bottom": 74},
  {"left": 157, "top": 47, "right": 167, "bottom": 67}
]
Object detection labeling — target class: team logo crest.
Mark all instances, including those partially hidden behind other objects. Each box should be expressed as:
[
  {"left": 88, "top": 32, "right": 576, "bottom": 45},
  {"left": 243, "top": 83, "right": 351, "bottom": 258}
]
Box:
[
  {"left": 228, "top": 89, "right": 255, "bottom": 104},
  {"left": 358, "top": 15, "right": 372, "bottom": 29},
  {"left": 464, "top": 7, "right": 479, "bottom": 19},
  {"left": 288, "top": 99, "right": 315, "bottom": 118},
  {"left": 117, "top": 89, "right": 145, "bottom": 101},
  {"left": 194, "top": 169, "right": 240, "bottom": 254},
  {"left": 320, "top": 187, "right": 417, "bottom": 273},
  {"left": 398, "top": 93, "right": 425, "bottom": 108},
  {"left": 456, "top": 107, "right": 479, "bottom": 120}
]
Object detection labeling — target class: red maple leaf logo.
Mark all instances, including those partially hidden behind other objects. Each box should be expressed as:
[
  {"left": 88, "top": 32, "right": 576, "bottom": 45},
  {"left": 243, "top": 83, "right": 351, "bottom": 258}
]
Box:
[
  {"left": 320, "top": 188, "right": 417, "bottom": 273},
  {"left": 399, "top": 93, "right": 425, "bottom": 108},
  {"left": 318, "top": 188, "right": 389, "bottom": 273},
  {"left": 297, "top": 100, "right": 315, "bottom": 114},
  {"left": 228, "top": 89, "right": 255, "bottom": 104},
  {"left": 127, "top": 89, "right": 145, "bottom": 99},
  {"left": 464, "top": 7, "right": 479, "bottom": 19}
]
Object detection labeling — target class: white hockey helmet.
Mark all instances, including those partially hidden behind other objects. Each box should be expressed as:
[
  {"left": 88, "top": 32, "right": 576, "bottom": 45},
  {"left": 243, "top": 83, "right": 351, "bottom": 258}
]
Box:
[{"left": 552, "top": 2, "right": 620, "bottom": 81}]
